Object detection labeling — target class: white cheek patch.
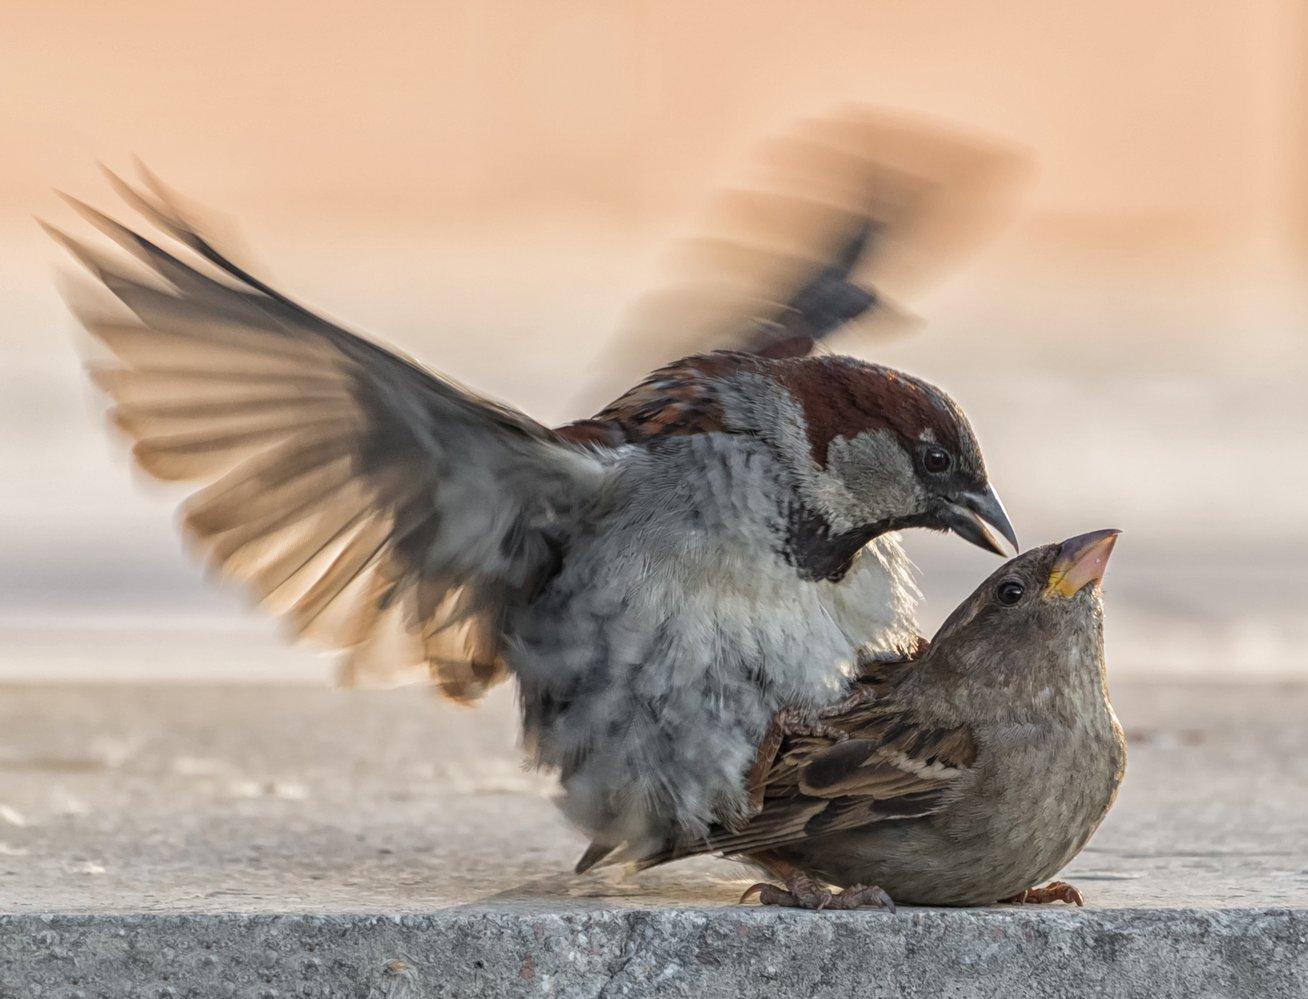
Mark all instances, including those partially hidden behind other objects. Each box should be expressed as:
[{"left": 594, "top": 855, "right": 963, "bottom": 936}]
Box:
[
  {"left": 720, "top": 373, "right": 863, "bottom": 531},
  {"left": 825, "top": 430, "right": 924, "bottom": 524},
  {"left": 719, "top": 374, "right": 928, "bottom": 532}
]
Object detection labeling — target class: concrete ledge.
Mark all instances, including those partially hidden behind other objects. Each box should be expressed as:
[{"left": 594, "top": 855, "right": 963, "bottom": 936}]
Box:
[
  {"left": 7, "top": 907, "right": 1308, "bottom": 999},
  {"left": 1, "top": 682, "right": 1305, "bottom": 997}
]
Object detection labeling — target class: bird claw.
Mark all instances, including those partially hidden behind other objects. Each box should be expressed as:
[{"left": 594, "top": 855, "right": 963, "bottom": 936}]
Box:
[
  {"left": 774, "top": 704, "right": 851, "bottom": 743},
  {"left": 831, "top": 883, "right": 897, "bottom": 912},
  {"left": 741, "top": 694, "right": 873, "bottom": 820},
  {"left": 740, "top": 874, "right": 833, "bottom": 909},
  {"left": 817, "top": 685, "right": 878, "bottom": 720},
  {"left": 740, "top": 874, "right": 895, "bottom": 912},
  {"left": 1002, "top": 881, "right": 1084, "bottom": 906}
]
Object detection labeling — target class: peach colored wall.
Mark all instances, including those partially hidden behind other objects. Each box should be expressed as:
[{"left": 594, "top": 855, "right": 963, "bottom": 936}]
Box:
[
  {"left": 1, "top": 2, "right": 1304, "bottom": 679},
  {"left": 1, "top": 1, "right": 1302, "bottom": 228}
]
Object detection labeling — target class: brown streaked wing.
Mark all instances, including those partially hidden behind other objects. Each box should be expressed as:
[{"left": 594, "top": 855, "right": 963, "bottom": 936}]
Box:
[
  {"left": 634, "top": 702, "right": 976, "bottom": 868},
  {"left": 555, "top": 351, "right": 755, "bottom": 448}
]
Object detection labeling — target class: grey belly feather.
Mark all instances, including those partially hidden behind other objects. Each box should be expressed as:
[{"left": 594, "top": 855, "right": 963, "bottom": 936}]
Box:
[{"left": 510, "top": 435, "right": 920, "bottom": 850}]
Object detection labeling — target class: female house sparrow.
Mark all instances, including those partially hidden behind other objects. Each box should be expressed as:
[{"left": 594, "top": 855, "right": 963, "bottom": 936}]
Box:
[
  {"left": 45, "top": 133, "right": 1017, "bottom": 861},
  {"left": 631, "top": 530, "right": 1125, "bottom": 909}
]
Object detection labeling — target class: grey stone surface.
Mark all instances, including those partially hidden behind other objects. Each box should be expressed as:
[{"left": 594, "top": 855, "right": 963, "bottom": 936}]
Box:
[{"left": 0, "top": 680, "right": 1305, "bottom": 997}]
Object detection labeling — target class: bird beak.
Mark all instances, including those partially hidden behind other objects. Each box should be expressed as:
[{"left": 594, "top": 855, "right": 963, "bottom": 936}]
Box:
[
  {"left": 1044, "top": 529, "right": 1121, "bottom": 598},
  {"left": 939, "top": 484, "right": 1019, "bottom": 556}
]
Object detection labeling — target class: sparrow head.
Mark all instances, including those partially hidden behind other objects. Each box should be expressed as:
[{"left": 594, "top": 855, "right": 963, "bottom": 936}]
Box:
[
  {"left": 927, "top": 529, "right": 1120, "bottom": 686},
  {"left": 566, "top": 350, "right": 1015, "bottom": 560},
  {"left": 750, "top": 355, "right": 1017, "bottom": 555}
]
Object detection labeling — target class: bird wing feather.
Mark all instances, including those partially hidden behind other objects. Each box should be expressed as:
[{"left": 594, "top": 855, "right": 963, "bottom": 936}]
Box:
[
  {"left": 634, "top": 699, "right": 976, "bottom": 866},
  {"left": 569, "top": 106, "right": 1025, "bottom": 417},
  {"left": 48, "top": 169, "right": 606, "bottom": 699}
]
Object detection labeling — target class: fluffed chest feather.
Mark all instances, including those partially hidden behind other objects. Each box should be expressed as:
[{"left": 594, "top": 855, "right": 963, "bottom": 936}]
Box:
[
  {"left": 942, "top": 696, "right": 1126, "bottom": 897},
  {"left": 507, "top": 435, "right": 921, "bottom": 843}
]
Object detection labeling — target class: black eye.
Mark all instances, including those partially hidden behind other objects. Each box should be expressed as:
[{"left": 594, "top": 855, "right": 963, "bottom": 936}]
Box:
[
  {"left": 996, "top": 580, "right": 1025, "bottom": 606},
  {"left": 922, "top": 447, "right": 952, "bottom": 474}
]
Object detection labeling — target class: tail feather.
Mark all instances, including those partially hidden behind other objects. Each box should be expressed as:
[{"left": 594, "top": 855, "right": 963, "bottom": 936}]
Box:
[{"left": 573, "top": 842, "right": 617, "bottom": 874}]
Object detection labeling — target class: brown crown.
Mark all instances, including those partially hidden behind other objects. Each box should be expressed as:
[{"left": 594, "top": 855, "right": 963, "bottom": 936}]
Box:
[{"left": 772, "top": 356, "right": 963, "bottom": 467}]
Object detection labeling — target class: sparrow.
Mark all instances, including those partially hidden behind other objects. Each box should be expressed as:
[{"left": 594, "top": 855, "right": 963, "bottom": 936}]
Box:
[
  {"left": 45, "top": 112, "right": 1019, "bottom": 862},
  {"left": 628, "top": 530, "right": 1126, "bottom": 909}
]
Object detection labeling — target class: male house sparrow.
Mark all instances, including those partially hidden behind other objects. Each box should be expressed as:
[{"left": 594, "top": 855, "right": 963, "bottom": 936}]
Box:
[
  {"left": 47, "top": 114, "right": 1018, "bottom": 860},
  {"left": 630, "top": 530, "right": 1125, "bottom": 909}
]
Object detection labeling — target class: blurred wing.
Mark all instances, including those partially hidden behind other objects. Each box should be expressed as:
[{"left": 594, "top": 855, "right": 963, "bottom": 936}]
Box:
[
  {"left": 48, "top": 169, "right": 606, "bottom": 699},
  {"left": 635, "top": 702, "right": 976, "bottom": 867},
  {"left": 572, "top": 106, "right": 1026, "bottom": 412}
]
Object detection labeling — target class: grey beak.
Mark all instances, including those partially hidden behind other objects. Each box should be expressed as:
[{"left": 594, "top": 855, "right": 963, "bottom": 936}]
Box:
[{"left": 939, "top": 484, "right": 1019, "bottom": 556}]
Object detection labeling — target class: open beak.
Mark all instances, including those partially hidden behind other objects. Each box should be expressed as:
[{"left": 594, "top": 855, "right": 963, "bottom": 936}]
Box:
[
  {"left": 1044, "top": 529, "right": 1121, "bottom": 598},
  {"left": 938, "top": 484, "right": 1019, "bottom": 556}
]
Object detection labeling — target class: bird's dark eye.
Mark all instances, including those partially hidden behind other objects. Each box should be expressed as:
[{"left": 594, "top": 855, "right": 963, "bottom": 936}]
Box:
[
  {"left": 996, "top": 580, "right": 1025, "bottom": 606},
  {"left": 922, "top": 447, "right": 952, "bottom": 474}
]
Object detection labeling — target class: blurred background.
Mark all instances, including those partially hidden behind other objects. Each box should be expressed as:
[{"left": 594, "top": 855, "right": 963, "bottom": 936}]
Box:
[{"left": 1, "top": 0, "right": 1305, "bottom": 683}]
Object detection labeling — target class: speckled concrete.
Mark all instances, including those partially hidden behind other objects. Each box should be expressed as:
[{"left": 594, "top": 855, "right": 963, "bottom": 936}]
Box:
[{"left": 0, "top": 681, "right": 1305, "bottom": 997}]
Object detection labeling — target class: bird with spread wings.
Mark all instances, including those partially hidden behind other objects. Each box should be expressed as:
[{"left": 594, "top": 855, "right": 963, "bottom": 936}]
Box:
[{"left": 47, "top": 107, "right": 1024, "bottom": 860}]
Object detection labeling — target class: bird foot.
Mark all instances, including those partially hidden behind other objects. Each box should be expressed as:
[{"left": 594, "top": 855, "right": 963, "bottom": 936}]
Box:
[
  {"left": 1002, "top": 881, "right": 1084, "bottom": 906},
  {"left": 740, "top": 874, "right": 896, "bottom": 912},
  {"left": 774, "top": 702, "right": 857, "bottom": 742},
  {"left": 741, "top": 696, "right": 869, "bottom": 820}
]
